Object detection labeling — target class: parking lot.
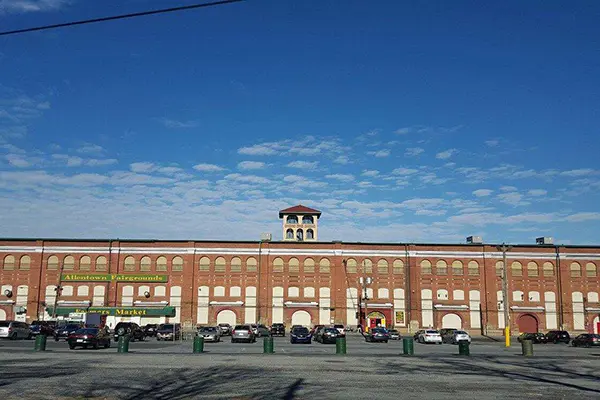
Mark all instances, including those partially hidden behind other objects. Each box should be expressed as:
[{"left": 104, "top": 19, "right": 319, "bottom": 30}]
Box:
[{"left": 1, "top": 333, "right": 600, "bottom": 399}]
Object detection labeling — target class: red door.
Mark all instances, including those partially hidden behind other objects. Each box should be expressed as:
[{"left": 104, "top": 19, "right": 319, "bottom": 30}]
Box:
[
  {"left": 596, "top": 322, "right": 600, "bottom": 335},
  {"left": 518, "top": 314, "right": 538, "bottom": 333}
]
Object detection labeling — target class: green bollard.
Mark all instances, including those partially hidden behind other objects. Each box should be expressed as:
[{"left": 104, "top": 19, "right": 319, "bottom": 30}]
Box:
[
  {"left": 402, "top": 337, "right": 414, "bottom": 355},
  {"left": 521, "top": 339, "right": 534, "bottom": 356},
  {"left": 263, "top": 336, "right": 274, "bottom": 354},
  {"left": 117, "top": 334, "right": 130, "bottom": 353},
  {"left": 34, "top": 335, "right": 47, "bottom": 352},
  {"left": 458, "top": 340, "right": 470, "bottom": 356},
  {"left": 193, "top": 335, "right": 204, "bottom": 353},
  {"left": 336, "top": 336, "right": 347, "bottom": 355}
]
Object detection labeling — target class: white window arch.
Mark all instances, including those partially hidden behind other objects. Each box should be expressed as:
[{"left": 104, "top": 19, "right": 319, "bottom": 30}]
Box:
[
  {"left": 138, "top": 286, "right": 151, "bottom": 297},
  {"left": 288, "top": 286, "right": 300, "bottom": 297},
  {"left": 528, "top": 291, "right": 540, "bottom": 302},
  {"left": 62, "top": 285, "right": 74, "bottom": 296},
  {"left": 453, "top": 290, "right": 465, "bottom": 301},
  {"left": 513, "top": 290, "right": 524, "bottom": 302},
  {"left": 154, "top": 286, "right": 166, "bottom": 297},
  {"left": 230, "top": 286, "right": 241, "bottom": 297},
  {"left": 77, "top": 286, "right": 89, "bottom": 297},
  {"left": 378, "top": 288, "right": 389, "bottom": 298},
  {"left": 304, "top": 287, "right": 315, "bottom": 298},
  {"left": 214, "top": 286, "right": 225, "bottom": 297},
  {"left": 436, "top": 289, "right": 448, "bottom": 300}
]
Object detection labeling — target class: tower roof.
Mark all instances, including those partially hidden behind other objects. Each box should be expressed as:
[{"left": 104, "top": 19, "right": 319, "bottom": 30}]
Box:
[{"left": 279, "top": 204, "right": 322, "bottom": 218}]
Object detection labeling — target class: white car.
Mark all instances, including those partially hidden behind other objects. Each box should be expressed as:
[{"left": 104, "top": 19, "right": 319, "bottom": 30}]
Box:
[
  {"left": 451, "top": 330, "right": 471, "bottom": 344},
  {"left": 419, "top": 329, "right": 442, "bottom": 344}
]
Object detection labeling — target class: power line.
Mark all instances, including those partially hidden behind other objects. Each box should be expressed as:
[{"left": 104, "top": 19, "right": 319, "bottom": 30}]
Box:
[{"left": 0, "top": 0, "right": 244, "bottom": 37}]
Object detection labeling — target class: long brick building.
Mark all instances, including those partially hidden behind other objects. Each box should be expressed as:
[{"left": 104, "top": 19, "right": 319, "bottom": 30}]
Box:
[{"left": 1, "top": 205, "right": 599, "bottom": 335}]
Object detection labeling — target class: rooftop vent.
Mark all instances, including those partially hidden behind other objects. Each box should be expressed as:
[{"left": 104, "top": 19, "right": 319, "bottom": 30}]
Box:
[
  {"left": 466, "top": 236, "right": 483, "bottom": 244},
  {"left": 536, "top": 237, "right": 553, "bottom": 245}
]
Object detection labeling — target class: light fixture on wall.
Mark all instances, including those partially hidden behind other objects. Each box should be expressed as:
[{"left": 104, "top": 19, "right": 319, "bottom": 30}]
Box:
[
  {"left": 144, "top": 291, "right": 151, "bottom": 298},
  {"left": 3, "top": 289, "right": 12, "bottom": 298}
]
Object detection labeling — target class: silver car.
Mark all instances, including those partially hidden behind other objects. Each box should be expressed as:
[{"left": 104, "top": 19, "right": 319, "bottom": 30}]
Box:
[
  {"left": 231, "top": 324, "right": 256, "bottom": 343},
  {"left": 198, "top": 326, "right": 221, "bottom": 342},
  {"left": 0, "top": 320, "right": 30, "bottom": 339},
  {"left": 451, "top": 330, "right": 472, "bottom": 344}
]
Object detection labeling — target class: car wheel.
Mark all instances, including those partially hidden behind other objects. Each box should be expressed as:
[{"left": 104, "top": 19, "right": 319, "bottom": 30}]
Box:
[
  {"left": 104, "top": 341, "right": 110, "bottom": 348},
  {"left": 10, "top": 332, "right": 17, "bottom": 340},
  {"left": 385, "top": 340, "right": 388, "bottom": 344},
  {"left": 69, "top": 344, "right": 75, "bottom": 350},
  {"left": 93, "top": 342, "right": 99, "bottom": 350}
]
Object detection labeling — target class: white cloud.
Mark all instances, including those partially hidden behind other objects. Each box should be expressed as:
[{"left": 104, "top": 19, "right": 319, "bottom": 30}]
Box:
[
  {"left": 130, "top": 162, "right": 155, "bottom": 173},
  {"left": 238, "top": 143, "right": 281, "bottom": 156},
  {"left": 193, "top": 163, "right": 225, "bottom": 172},
  {"left": 333, "top": 155, "right": 350, "bottom": 164},
  {"left": 392, "top": 167, "right": 418, "bottom": 175},
  {"left": 159, "top": 118, "right": 198, "bottom": 129},
  {"left": 238, "top": 161, "right": 267, "bottom": 170},
  {"left": 282, "top": 175, "right": 327, "bottom": 188},
  {"left": 367, "top": 149, "right": 390, "bottom": 158},
  {"left": 528, "top": 189, "right": 547, "bottom": 196},
  {"left": 286, "top": 160, "right": 318, "bottom": 170},
  {"left": 77, "top": 144, "right": 104, "bottom": 154},
  {"left": 500, "top": 186, "right": 517, "bottom": 192},
  {"left": 497, "top": 192, "right": 529, "bottom": 206},
  {"left": 472, "top": 189, "right": 493, "bottom": 197},
  {"left": 325, "top": 174, "right": 355, "bottom": 182},
  {"left": 435, "top": 148, "right": 457, "bottom": 160},
  {"left": 394, "top": 127, "right": 411, "bottom": 135},
  {"left": 485, "top": 139, "right": 499, "bottom": 147},
  {"left": 405, "top": 147, "right": 424, "bottom": 157},
  {"left": 5, "top": 154, "right": 30, "bottom": 167},
  {"left": 361, "top": 170, "right": 379, "bottom": 177},
  {"left": 0, "top": 0, "right": 70, "bottom": 14},
  {"left": 415, "top": 209, "right": 447, "bottom": 216},
  {"left": 224, "top": 173, "right": 271, "bottom": 184},
  {"left": 563, "top": 212, "right": 600, "bottom": 222},
  {"left": 400, "top": 198, "right": 445, "bottom": 210},
  {"left": 560, "top": 169, "right": 597, "bottom": 177}
]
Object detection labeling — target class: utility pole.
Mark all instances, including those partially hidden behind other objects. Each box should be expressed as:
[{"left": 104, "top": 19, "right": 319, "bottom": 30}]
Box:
[
  {"left": 51, "top": 263, "right": 66, "bottom": 321},
  {"left": 359, "top": 272, "right": 372, "bottom": 333},
  {"left": 497, "top": 243, "right": 513, "bottom": 347}
]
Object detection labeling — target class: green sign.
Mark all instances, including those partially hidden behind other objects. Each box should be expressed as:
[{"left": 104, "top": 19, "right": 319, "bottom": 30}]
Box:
[
  {"left": 61, "top": 274, "right": 169, "bottom": 283},
  {"left": 46, "top": 306, "right": 176, "bottom": 317}
]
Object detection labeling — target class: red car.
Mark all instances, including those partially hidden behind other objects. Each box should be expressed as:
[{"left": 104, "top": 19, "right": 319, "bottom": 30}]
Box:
[{"left": 68, "top": 328, "right": 112, "bottom": 350}]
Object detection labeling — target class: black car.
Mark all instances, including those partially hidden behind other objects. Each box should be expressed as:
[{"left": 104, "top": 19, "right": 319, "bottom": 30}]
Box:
[
  {"left": 270, "top": 323, "right": 286, "bottom": 337},
  {"left": 54, "top": 323, "right": 84, "bottom": 341},
  {"left": 290, "top": 327, "right": 312, "bottom": 344},
  {"left": 30, "top": 321, "right": 56, "bottom": 337},
  {"left": 156, "top": 323, "right": 182, "bottom": 341},
  {"left": 143, "top": 324, "right": 159, "bottom": 337},
  {"left": 314, "top": 327, "right": 339, "bottom": 344},
  {"left": 113, "top": 322, "right": 145, "bottom": 342},
  {"left": 571, "top": 334, "right": 600, "bottom": 347},
  {"left": 365, "top": 327, "right": 390, "bottom": 343},
  {"left": 68, "top": 328, "right": 112, "bottom": 349},
  {"left": 546, "top": 330, "right": 571, "bottom": 344},
  {"left": 518, "top": 332, "right": 548, "bottom": 344}
]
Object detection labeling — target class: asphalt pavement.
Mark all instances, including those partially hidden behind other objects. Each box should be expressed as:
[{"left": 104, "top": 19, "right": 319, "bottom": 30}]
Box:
[{"left": 1, "top": 334, "right": 599, "bottom": 399}]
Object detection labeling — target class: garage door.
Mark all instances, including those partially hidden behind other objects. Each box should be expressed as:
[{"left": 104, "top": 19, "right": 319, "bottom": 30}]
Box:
[
  {"left": 217, "top": 310, "right": 236, "bottom": 326},
  {"left": 518, "top": 314, "right": 538, "bottom": 333},
  {"left": 442, "top": 313, "right": 462, "bottom": 329},
  {"left": 291, "top": 310, "right": 311, "bottom": 327}
]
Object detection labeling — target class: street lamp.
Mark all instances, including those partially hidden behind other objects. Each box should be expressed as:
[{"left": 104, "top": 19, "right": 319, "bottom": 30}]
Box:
[{"left": 496, "top": 243, "right": 513, "bottom": 347}]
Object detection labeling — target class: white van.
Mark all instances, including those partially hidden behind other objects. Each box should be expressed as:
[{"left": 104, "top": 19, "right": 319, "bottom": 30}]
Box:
[{"left": 0, "top": 320, "right": 31, "bottom": 339}]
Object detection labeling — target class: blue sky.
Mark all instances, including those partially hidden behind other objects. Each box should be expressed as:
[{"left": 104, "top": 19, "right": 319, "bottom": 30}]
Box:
[{"left": 1, "top": 0, "right": 599, "bottom": 244}]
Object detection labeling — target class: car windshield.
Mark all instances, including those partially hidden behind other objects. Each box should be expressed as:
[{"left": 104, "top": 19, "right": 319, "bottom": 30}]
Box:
[
  {"left": 160, "top": 324, "right": 174, "bottom": 330},
  {"left": 0, "top": 322, "right": 9, "bottom": 327},
  {"left": 65, "top": 324, "right": 81, "bottom": 329},
  {"left": 372, "top": 328, "right": 387, "bottom": 333},
  {"left": 293, "top": 327, "right": 309, "bottom": 334},
  {"left": 334, "top": 325, "right": 344, "bottom": 328},
  {"left": 455, "top": 331, "right": 468, "bottom": 335},
  {"left": 426, "top": 330, "right": 438, "bottom": 334},
  {"left": 201, "top": 327, "right": 217, "bottom": 332},
  {"left": 235, "top": 325, "right": 249, "bottom": 330},
  {"left": 389, "top": 330, "right": 398, "bottom": 333},
  {"left": 324, "top": 328, "right": 338, "bottom": 334},
  {"left": 75, "top": 328, "right": 98, "bottom": 335}
]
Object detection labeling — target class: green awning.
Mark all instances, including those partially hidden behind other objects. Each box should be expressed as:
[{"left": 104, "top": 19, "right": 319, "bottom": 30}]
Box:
[{"left": 45, "top": 306, "right": 176, "bottom": 317}]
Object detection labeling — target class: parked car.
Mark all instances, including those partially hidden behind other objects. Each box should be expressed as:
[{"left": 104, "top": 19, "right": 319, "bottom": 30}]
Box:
[
  {"left": 68, "top": 327, "right": 112, "bottom": 349},
  {"left": 440, "top": 328, "right": 458, "bottom": 343},
  {"left": 29, "top": 321, "right": 56, "bottom": 337},
  {"left": 314, "top": 327, "right": 340, "bottom": 344},
  {"left": 417, "top": 329, "right": 442, "bottom": 344},
  {"left": 270, "top": 323, "right": 286, "bottom": 337},
  {"left": 547, "top": 330, "right": 571, "bottom": 344},
  {"left": 231, "top": 324, "right": 256, "bottom": 343},
  {"left": 310, "top": 324, "right": 324, "bottom": 336},
  {"left": 0, "top": 320, "right": 31, "bottom": 340},
  {"left": 249, "top": 324, "right": 259, "bottom": 336},
  {"left": 413, "top": 329, "right": 425, "bottom": 341},
  {"left": 518, "top": 332, "right": 548, "bottom": 344},
  {"left": 388, "top": 329, "right": 401, "bottom": 340},
  {"left": 256, "top": 324, "right": 270, "bottom": 337},
  {"left": 197, "top": 326, "right": 221, "bottom": 342},
  {"left": 345, "top": 325, "right": 355, "bottom": 333},
  {"left": 450, "top": 330, "right": 472, "bottom": 344},
  {"left": 218, "top": 323, "right": 232, "bottom": 336},
  {"left": 333, "top": 324, "right": 346, "bottom": 336},
  {"left": 291, "top": 325, "right": 304, "bottom": 330},
  {"left": 54, "top": 323, "right": 84, "bottom": 341},
  {"left": 156, "top": 323, "right": 181, "bottom": 341},
  {"left": 113, "top": 322, "right": 145, "bottom": 342},
  {"left": 571, "top": 334, "right": 600, "bottom": 347},
  {"left": 365, "top": 327, "right": 390, "bottom": 343},
  {"left": 143, "top": 324, "right": 159, "bottom": 337},
  {"left": 290, "top": 326, "right": 312, "bottom": 344}
]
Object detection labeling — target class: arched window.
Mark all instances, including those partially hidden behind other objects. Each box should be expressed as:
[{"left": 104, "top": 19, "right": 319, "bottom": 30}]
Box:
[
  {"left": 512, "top": 290, "right": 524, "bottom": 302},
  {"left": 95, "top": 256, "right": 107, "bottom": 271},
  {"left": 231, "top": 257, "right": 242, "bottom": 272},
  {"left": 345, "top": 258, "right": 357, "bottom": 274},
  {"left": 437, "top": 289, "right": 449, "bottom": 300},
  {"left": 63, "top": 255, "right": 75, "bottom": 271},
  {"left": 140, "top": 256, "right": 152, "bottom": 272},
  {"left": 453, "top": 290, "right": 465, "bottom": 300},
  {"left": 452, "top": 260, "right": 463, "bottom": 275},
  {"left": 289, "top": 258, "right": 300, "bottom": 273},
  {"left": 304, "top": 258, "right": 315, "bottom": 273},
  {"left": 286, "top": 229, "right": 294, "bottom": 239},
  {"left": 123, "top": 256, "right": 135, "bottom": 272},
  {"left": 296, "top": 229, "right": 304, "bottom": 241},
  {"left": 304, "top": 287, "right": 315, "bottom": 297},
  {"left": 198, "top": 256, "right": 210, "bottom": 271},
  {"left": 319, "top": 258, "right": 331, "bottom": 273},
  {"left": 77, "top": 285, "right": 89, "bottom": 297},
  {"left": 302, "top": 215, "right": 314, "bottom": 224},
  {"left": 377, "top": 259, "right": 389, "bottom": 274},
  {"left": 570, "top": 262, "right": 582, "bottom": 278},
  {"left": 79, "top": 256, "right": 91, "bottom": 271},
  {"left": 393, "top": 259, "right": 404, "bottom": 275},
  {"left": 246, "top": 257, "right": 257, "bottom": 272},
  {"left": 288, "top": 286, "right": 300, "bottom": 297},
  {"left": 467, "top": 261, "right": 479, "bottom": 276},
  {"left": 420, "top": 260, "right": 432, "bottom": 275},
  {"left": 495, "top": 261, "right": 504, "bottom": 277},
  {"left": 172, "top": 256, "right": 183, "bottom": 271},
  {"left": 543, "top": 262, "right": 554, "bottom": 277},
  {"left": 157, "top": 256, "right": 168, "bottom": 272},
  {"left": 527, "top": 262, "right": 538, "bottom": 277},
  {"left": 586, "top": 263, "right": 597, "bottom": 277},
  {"left": 214, "top": 286, "right": 225, "bottom": 297},
  {"left": 273, "top": 257, "right": 284, "bottom": 273},
  {"left": 215, "top": 257, "right": 226, "bottom": 272},
  {"left": 306, "top": 229, "right": 314, "bottom": 239},
  {"left": 62, "top": 285, "right": 73, "bottom": 296},
  {"left": 511, "top": 261, "right": 522, "bottom": 277},
  {"left": 3, "top": 255, "right": 15, "bottom": 270},
  {"left": 47, "top": 255, "right": 59, "bottom": 270},
  {"left": 436, "top": 260, "right": 447, "bottom": 275},
  {"left": 528, "top": 291, "right": 540, "bottom": 302},
  {"left": 230, "top": 286, "right": 241, "bottom": 297},
  {"left": 378, "top": 288, "right": 389, "bottom": 298},
  {"left": 19, "top": 255, "right": 31, "bottom": 271},
  {"left": 363, "top": 259, "right": 373, "bottom": 274},
  {"left": 286, "top": 215, "right": 298, "bottom": 224}
]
